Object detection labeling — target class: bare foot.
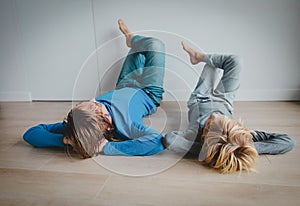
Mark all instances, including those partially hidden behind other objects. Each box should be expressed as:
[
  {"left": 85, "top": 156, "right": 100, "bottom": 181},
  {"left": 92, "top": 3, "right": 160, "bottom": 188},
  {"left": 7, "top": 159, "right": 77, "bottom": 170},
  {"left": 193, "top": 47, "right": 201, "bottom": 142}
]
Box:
[
  {"left": 181, "top": 41, "right": 205, "bottom": 65},
  {"left": 118, "top": 19, "right": 133, "bottom": 48}
]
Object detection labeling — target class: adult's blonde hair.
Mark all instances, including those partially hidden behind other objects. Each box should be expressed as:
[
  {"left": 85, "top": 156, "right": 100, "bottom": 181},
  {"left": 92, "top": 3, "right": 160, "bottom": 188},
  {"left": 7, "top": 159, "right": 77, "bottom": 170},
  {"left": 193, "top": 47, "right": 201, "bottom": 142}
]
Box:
[
  {"left": 63, "top": 102, "right": 117, "bottom": 158},
  {"left": 202, "top": 115, "right": 258, "bottom": 174}
]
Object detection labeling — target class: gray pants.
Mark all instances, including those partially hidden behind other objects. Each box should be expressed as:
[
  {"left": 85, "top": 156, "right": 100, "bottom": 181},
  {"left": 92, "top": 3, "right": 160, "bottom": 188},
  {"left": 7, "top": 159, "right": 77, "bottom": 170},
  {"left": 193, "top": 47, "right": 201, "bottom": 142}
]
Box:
[{"left": 164, "top": 54, "right": 242, "bottom": 157}]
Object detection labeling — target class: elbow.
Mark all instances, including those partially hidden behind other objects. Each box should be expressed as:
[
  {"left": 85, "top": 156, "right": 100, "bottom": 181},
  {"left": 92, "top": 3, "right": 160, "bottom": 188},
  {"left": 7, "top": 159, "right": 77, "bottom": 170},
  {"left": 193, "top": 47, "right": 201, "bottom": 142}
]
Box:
[
  {"left": 23, "top": 131, "right": 31, "bottom": 144},
  {"left": 285, "top": 137, "right": 296, "bottom": 153},
  {"left": 23, "top": 126, "right": 40, "bottom": 147},
  {"left": 279, "top": 135, "right": 296, "bottom": 154},
  {"left": 23, "top": 128, "right": 33, "bottom": 146}
]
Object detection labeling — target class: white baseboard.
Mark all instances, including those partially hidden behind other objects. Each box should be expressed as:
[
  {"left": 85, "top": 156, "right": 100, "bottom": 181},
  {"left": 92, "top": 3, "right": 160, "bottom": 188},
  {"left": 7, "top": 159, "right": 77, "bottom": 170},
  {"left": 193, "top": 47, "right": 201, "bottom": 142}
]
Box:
[
  {"left": 236, "top": 89, "right": 300, "bottom": 101},
  {"left": 163, "top": 89, "right": 300, "bottom": 101},
  {"left": 0, "top": 92, "right": 31, "bottom": 102}
]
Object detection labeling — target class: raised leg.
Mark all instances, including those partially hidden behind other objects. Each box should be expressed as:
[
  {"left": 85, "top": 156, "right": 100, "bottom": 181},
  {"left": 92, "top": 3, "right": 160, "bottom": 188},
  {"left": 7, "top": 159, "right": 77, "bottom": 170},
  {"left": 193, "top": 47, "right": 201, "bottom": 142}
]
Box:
[
  {"left": 116, "top": 20, "right": 165, "bottom": 106},
  {"left": 182, "top": 42, "right": 242, "bottom": 110},
  {"left": 203, "top": 54, "right": 242, "bottom": 108},
  {"left": 164, "top": 43, "right": 242, "bottom": 156}
]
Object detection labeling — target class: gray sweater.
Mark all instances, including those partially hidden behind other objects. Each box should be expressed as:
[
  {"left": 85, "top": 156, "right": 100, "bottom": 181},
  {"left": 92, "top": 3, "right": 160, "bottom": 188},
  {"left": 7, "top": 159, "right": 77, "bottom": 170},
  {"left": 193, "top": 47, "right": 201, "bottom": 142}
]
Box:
[{"left": 164, "top": 127, "right": 296, "bottom": 160}]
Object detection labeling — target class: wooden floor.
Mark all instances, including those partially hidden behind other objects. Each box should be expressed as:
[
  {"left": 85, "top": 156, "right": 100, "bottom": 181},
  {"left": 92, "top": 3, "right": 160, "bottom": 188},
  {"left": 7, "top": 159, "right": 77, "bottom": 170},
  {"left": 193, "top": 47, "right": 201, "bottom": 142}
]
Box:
[{"left": 0, "top": 101, "right": 299, "bottom": 206}]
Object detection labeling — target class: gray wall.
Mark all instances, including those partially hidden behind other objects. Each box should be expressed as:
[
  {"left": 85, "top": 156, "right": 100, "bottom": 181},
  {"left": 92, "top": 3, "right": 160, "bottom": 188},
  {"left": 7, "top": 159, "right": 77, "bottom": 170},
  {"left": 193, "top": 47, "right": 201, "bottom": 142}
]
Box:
[{"left": 1, "top": 0, "right": 300, "bottom": 101}]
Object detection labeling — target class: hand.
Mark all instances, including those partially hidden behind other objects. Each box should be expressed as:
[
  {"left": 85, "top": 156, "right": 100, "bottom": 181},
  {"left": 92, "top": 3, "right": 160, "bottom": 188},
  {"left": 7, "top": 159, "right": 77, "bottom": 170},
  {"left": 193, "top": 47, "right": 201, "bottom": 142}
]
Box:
[{"left": 97, "top": 138, "right": 108, "bottom": 154}]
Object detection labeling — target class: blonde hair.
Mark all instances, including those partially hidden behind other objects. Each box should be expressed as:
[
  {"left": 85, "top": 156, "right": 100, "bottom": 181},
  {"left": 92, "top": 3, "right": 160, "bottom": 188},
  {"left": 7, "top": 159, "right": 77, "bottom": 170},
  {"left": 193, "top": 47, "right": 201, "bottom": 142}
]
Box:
[
  {"left": 63, "top": 102, "right": 117, "bottom": 158},
  {"left": 202, "top": 115, "right": 258, "bottom": 174}
]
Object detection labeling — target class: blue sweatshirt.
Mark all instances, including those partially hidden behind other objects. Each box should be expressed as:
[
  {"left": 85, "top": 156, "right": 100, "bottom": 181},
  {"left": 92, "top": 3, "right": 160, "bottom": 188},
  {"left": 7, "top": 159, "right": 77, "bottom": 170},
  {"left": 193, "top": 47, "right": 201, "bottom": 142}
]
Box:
[{"left": 23, "top": 87, "right": 165, "bottom": 156}]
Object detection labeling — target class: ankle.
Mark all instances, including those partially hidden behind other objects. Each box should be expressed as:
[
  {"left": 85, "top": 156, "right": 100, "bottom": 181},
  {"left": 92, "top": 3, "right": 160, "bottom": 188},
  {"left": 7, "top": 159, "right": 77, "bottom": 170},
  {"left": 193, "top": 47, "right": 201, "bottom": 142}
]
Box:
[{"left": 196, "top": 52, "right": 205, "bottom": 63}]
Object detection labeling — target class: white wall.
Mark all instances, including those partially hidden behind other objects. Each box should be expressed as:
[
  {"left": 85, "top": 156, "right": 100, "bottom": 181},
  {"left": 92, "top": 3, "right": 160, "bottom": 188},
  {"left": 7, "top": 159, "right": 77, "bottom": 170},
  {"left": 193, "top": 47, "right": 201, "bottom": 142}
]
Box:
[
  {"left": 1, "top": 0, "right": 300, "bottom": 101},
  {"left": 0, "top": 0, "right": 30, "bottom": 101},
  {"left": 0, "top": 0, "right": 98, "bottom": 101}
]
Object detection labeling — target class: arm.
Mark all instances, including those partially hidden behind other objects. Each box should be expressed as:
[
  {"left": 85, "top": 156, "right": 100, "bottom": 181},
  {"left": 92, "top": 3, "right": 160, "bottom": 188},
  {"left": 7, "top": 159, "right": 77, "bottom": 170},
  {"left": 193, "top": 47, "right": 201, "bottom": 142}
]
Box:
[
  {"left": 103, "top": 123, "right": 165, "bottom": 156},
  {"left": 252, "top": 131, "right": 296, "bottom": 155},
  {"left": 164, "top": 129, "right": 200, "bottom": 156},
  {"left": 23, "top": 122, "right": 66, "bottom": 147}
]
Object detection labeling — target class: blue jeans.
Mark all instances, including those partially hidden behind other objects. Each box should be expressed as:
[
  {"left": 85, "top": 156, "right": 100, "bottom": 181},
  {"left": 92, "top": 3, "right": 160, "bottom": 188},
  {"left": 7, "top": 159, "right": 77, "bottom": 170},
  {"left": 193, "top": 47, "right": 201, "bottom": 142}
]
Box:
[{"left": 116, "top": 35, "right": 165, "bottom": 106}]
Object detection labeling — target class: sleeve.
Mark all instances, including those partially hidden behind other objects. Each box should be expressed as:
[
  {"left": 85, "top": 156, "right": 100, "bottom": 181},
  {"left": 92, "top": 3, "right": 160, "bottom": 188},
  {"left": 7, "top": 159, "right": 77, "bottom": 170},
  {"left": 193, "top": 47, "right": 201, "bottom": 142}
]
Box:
[
  {"left": 23, "top": 122, "right": 66, "bottom": 147},
  {"left": 252, "top": 130, "right": 296, "bottom": 155},
  {"left": 103, "top": 122, "right": 165, "bottom": 156},
  {"left": 164, "top": 129, "right": 200, "bottom": 157}
]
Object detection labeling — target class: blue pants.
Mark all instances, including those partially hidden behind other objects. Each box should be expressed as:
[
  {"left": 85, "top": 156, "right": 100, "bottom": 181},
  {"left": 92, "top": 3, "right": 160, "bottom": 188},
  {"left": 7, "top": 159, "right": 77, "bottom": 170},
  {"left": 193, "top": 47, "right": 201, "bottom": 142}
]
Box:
[{"left": 116, "top": 35, "right": 166, "bottom": 106}]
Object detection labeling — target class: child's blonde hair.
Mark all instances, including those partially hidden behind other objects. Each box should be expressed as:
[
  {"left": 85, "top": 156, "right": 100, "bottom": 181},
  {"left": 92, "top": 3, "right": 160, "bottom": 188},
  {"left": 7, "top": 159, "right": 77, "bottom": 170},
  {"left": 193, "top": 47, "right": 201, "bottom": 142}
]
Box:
[{"left": 202, "top": 114, "right": 258, "bottom": 173}]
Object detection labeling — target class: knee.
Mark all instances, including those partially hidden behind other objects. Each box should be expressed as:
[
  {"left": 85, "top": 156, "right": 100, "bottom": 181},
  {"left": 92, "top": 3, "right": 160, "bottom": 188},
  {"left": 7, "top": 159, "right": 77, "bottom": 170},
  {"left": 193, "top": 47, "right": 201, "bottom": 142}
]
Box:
[
  {"left": 230, "top": 54, "right": 240, "bottom": 61},
  {"left": 228, "top": 55, "right": 242, "bottom": 68},
  {"left": 144, "top": 37, "right": 165, "bottom": 52}
]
